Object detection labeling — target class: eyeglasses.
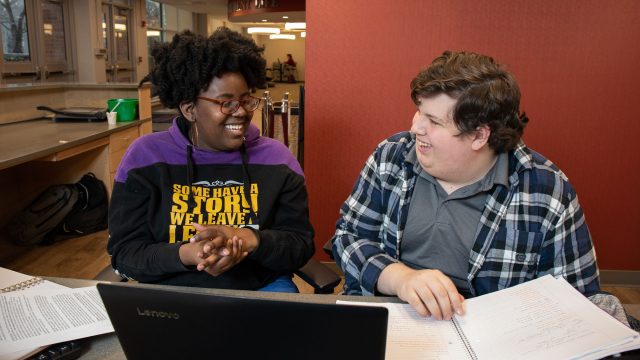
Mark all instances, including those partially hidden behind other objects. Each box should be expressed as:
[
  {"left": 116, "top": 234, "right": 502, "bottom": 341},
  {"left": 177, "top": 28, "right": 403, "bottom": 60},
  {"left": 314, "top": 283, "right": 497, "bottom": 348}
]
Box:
[{"left": 197, "top": 96, "right": 262, "bottom": 115}]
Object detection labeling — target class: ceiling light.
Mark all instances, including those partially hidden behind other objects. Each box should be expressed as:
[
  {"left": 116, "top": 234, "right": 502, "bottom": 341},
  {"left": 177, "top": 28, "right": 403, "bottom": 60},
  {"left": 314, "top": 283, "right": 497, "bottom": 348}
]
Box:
[
  {"left": 261, "top": 19, "right": 267, "bottom": 22},
  {"left": 247, "top": 27, "right": 280, "bottom": 34},
  {"left": 269, "top": 34, "right": 296, "bottom": 40},
  {"left": 285, "top": 22, "right": 305, "bottom": 30},
  {"left": 301, "top": 31, "right": 306, "bottom": 38},
  {"left": 282, "top": 16, "right": 289, "bottom": 19}
]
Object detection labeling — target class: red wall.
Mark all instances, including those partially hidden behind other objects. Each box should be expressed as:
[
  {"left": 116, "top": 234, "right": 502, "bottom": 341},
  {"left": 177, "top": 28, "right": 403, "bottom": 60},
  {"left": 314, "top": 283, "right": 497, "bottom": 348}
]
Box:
[{"left": 304, "top": 0, "right": 640, "bottom": 270}]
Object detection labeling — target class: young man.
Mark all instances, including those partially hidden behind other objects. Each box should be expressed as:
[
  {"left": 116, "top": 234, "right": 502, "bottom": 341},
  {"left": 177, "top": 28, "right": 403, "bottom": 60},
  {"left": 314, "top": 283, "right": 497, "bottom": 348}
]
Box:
[{"left": 332, "top": 51, "right": 603, "bottom": 321}]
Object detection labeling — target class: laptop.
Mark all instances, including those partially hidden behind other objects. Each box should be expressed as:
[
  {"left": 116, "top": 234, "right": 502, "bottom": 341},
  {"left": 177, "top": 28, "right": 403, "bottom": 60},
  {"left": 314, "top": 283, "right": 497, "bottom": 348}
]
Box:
[{"left": 97, "top": 282, "right": 388, "bottom": 360}]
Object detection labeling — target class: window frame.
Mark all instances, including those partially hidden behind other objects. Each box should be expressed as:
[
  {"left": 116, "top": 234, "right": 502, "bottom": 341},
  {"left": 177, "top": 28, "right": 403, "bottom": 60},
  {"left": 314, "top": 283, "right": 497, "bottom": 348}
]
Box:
[
  {"left": 0, "top": 0, "right": 38, "bottom": 74},
  {"left": 0, "top": 0, "right": 73, "bottom": 81}
]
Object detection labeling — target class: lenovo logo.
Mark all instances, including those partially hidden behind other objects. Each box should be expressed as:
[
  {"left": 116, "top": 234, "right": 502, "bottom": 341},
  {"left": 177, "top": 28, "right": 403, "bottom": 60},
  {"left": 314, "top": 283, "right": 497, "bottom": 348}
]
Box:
[{"left": 136, "top": 307, "right": 180, "bottom": 319}]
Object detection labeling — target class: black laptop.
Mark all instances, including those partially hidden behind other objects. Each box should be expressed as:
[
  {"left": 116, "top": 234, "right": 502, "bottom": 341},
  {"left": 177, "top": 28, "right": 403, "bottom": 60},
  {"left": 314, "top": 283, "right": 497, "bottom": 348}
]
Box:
[{"left": 97, "top": 282, "right": 388, "bottom": 360}]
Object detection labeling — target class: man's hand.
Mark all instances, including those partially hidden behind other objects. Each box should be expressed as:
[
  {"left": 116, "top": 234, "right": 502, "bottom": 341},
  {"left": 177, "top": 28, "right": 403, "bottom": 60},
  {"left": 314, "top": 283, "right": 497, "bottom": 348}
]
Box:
[{"left": 378, "top": 263, "right": 465, "bottom": 320}]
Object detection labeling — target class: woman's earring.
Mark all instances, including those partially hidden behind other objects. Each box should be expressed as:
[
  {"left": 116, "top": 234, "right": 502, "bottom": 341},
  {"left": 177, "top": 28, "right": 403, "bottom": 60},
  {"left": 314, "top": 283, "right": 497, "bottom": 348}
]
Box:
[{"left": 192, "top": 119, "right": 200, "bottom": 148}]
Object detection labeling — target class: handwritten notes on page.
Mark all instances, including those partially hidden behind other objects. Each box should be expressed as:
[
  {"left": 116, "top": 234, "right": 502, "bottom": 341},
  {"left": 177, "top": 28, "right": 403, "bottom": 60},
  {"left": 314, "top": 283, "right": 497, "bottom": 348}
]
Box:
[
  {"left": 337, "top": 300, "right": 472, "bottom": 359},
  {"left": 459, "top": 275, "right": 638, "bottom": 359},
  {"left": 338, "top": 275, "right": 639, "bottom": 360}
]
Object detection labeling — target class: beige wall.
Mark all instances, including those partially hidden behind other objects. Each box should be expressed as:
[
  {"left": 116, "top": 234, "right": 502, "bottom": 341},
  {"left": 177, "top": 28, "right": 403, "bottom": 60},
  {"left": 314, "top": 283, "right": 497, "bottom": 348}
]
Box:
[
  {"left": 208, "top": 16, "right": 244, "bottom": 34},
  {"left": 133, "top": 0, "right": 149, "bottom": 83},
  {"left": 72, "top": 0, "right": 106, "bottom": 83},
  {"left": 255, "top": 35, "right": 305, "bottom": 82}
]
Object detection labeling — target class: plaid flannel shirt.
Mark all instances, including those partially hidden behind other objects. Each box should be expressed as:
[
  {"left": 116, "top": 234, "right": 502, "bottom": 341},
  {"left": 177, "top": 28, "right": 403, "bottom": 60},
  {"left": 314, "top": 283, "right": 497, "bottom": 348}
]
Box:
[{"left": 332, "top": 131, "right": 600, "bottom": 297}]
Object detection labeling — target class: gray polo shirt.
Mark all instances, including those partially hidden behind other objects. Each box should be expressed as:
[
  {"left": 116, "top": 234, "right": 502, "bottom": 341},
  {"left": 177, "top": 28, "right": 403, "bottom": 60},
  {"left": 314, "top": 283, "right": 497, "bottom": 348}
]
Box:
[{"left": 401, "top": 148, "right": 509, "bottom": 297}]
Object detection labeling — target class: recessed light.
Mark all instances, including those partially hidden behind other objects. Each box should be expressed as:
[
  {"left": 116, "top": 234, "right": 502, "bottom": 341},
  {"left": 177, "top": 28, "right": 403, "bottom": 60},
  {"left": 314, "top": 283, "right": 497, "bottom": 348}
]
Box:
[
  {"left": 285, "top": 22, "right": 306, "bottom": 30},
  {"left": 247, "top": 27, "right": 280, "bottom": 34},
  {"left": 270, "top": 34, "right": 296, "bottom": 40}
]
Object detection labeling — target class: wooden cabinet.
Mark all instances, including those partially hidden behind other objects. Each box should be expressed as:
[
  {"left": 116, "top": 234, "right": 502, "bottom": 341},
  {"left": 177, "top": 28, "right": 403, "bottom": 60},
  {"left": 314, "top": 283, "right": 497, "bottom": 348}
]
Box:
[{"left": 109, "top": 126, "right": 139, "bottom": 186}]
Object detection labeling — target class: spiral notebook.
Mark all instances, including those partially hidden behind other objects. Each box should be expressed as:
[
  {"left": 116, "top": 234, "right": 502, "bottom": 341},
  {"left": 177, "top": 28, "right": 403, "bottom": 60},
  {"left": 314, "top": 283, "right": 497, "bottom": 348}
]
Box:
[
  {"left": 0, "top": 267, "right": 68, "bottom": 360},
  {"left": 0, "top": 267, "right": 113, "bottom": 360},
  {"left": 339, "top": 275, "right": 640, "bottom": 360}
]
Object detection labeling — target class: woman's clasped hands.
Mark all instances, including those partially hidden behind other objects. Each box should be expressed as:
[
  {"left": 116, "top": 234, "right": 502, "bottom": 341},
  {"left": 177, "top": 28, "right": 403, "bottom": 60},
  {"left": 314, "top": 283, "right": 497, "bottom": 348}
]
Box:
[{"left": 179, "top": 223, "right": 251, "bottom": 276}]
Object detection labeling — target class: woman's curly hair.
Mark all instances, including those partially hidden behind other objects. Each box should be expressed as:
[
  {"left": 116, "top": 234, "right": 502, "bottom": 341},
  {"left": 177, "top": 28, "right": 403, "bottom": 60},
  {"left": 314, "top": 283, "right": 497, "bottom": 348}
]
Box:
[
  {"left": 411, "top": 51, "right": 529, "bottom": 153},
  {"left": 142, "top": 27, "right": 266, "bottom": 109}
]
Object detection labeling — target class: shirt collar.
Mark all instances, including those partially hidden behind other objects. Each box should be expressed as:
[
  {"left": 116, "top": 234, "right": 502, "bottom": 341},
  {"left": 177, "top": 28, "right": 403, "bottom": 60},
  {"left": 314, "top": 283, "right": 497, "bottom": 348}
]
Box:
[{"left": 478, "top": 151, "right": 510, "bottom": 191}]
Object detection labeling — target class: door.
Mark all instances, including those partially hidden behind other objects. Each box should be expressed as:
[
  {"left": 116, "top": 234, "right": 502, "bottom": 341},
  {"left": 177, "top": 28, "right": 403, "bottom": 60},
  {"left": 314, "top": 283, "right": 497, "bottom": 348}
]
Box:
[{"left": 102, "top": 2, "right": 133, "bottom": 82}]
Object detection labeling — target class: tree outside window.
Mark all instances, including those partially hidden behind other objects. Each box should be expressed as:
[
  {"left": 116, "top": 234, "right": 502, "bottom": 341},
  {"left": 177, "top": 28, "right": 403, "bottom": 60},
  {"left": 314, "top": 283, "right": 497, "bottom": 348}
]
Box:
[{"left": 0, "top": 0, "right": 30, "bottom": 62}]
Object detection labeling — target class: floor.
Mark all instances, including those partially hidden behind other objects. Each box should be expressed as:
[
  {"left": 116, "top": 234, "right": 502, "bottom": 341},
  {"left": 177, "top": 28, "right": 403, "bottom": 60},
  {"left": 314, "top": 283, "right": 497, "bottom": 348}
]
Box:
[{"left": 0, "top": 230, "right": 111, "bottom": 279}]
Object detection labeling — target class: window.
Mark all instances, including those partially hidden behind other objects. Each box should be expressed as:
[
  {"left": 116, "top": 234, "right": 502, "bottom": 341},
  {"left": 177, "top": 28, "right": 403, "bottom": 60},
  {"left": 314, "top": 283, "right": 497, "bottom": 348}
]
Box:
[
  {"left": 145, "top": 0, "right": 193, "bottom": 69},
  {"left": 0, "top": 0, "right": 30, "bottom": 62},
  {"left": 0, "top": 0, "right": 72, "bottom": 83},
  {"left": 42, "top": 0, "right": 67, "bottom": 67},
  {"left": 145, "top": 0, "right": 161, "bottom": 29},
  {"left": 145, "top": 0, "right": 162, "bottom": 69}
]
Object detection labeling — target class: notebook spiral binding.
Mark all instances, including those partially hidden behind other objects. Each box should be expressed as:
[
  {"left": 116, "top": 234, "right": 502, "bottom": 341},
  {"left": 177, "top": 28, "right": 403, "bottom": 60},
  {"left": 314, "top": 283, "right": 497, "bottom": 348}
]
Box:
[
  {"left": 0, "top": 276, "right": 45, "bottom": 293},
  {"left": 452, "top": 317, "right": 478, "bottom": 360}
]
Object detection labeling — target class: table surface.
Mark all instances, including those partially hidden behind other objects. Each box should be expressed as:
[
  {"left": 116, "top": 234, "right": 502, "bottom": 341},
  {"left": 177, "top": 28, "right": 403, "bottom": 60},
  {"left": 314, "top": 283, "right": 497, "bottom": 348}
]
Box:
[{"left": 0, "top": 119, "right": 143, "bottom": 171}]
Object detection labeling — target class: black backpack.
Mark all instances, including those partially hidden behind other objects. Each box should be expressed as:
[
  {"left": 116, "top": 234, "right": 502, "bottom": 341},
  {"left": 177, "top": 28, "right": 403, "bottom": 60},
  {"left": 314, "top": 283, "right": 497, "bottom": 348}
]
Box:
[{"left": 6, "top": 173, "right": 109, "bottom": 246}]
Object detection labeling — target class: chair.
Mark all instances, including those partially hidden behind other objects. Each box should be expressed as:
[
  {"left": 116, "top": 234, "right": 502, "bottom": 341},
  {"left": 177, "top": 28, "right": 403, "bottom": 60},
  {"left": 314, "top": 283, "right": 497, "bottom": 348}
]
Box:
[
  {"left": 96, "top": 258, "right": 341, "bottom": 295},
  {"left": 282, "top": 64, "right": 297, "bottom": 83},
  {"left": 323, "top": 238, "right": 335, "bottom": 259},
  {"left": 295, "top": 258, "right": 341, "bottom": 294}
]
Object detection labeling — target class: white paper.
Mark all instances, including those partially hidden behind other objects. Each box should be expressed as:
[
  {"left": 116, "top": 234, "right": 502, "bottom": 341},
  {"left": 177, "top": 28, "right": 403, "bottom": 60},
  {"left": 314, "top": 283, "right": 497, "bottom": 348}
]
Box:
[
  {"left": 337, "top": 300, "right": 470, "bottom": 359},
  {"left": 459, "top": 276, "right": 638, "bottom": 360},
  {"left": 0, "top": 267, "right": 70, "bottom": 360},
  {"left": 338, "top": 275, "right": 639, "bottom": 360},
  {"left": 0, "top": 286, "right": 114, "bottom": 356}
]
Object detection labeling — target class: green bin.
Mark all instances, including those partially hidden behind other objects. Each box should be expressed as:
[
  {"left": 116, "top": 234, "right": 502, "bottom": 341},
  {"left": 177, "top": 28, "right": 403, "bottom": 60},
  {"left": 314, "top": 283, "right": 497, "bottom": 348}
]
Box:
[{"left": 107, "top": 98, "right": 139, "bottom": 122}]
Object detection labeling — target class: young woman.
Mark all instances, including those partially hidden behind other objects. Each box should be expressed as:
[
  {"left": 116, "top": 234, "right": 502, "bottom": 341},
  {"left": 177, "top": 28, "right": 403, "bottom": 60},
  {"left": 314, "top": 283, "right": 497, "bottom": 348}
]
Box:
[{"left": 108, "top": 28, "right": 314, "bottom": 292}]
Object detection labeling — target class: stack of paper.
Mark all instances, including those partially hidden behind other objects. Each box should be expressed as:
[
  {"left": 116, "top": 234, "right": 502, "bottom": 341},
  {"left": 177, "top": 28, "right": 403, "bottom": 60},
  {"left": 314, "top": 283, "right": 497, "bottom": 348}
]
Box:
[
  {"left": 0, "top": 267, "right": 114, "bottom": 360},
  {"left": 339, "top": 275, "right": 639, "bottom": 359}
]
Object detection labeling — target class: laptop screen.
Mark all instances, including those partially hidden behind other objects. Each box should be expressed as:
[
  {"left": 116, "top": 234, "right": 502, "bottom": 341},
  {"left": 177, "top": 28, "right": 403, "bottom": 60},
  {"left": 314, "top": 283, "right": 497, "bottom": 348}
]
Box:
[{"left": 97, "top": 282, "right": 388, "bottom": 360}]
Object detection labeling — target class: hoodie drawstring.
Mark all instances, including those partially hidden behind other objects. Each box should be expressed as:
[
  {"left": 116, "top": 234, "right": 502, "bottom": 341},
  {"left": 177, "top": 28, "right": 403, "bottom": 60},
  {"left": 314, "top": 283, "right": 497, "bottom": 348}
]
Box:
[
  {"left": 240, "top": 142, "right": 258, "bottom": 226},
  {"left": 186, "top": 144, "right": 196, "bottom": 208}
]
